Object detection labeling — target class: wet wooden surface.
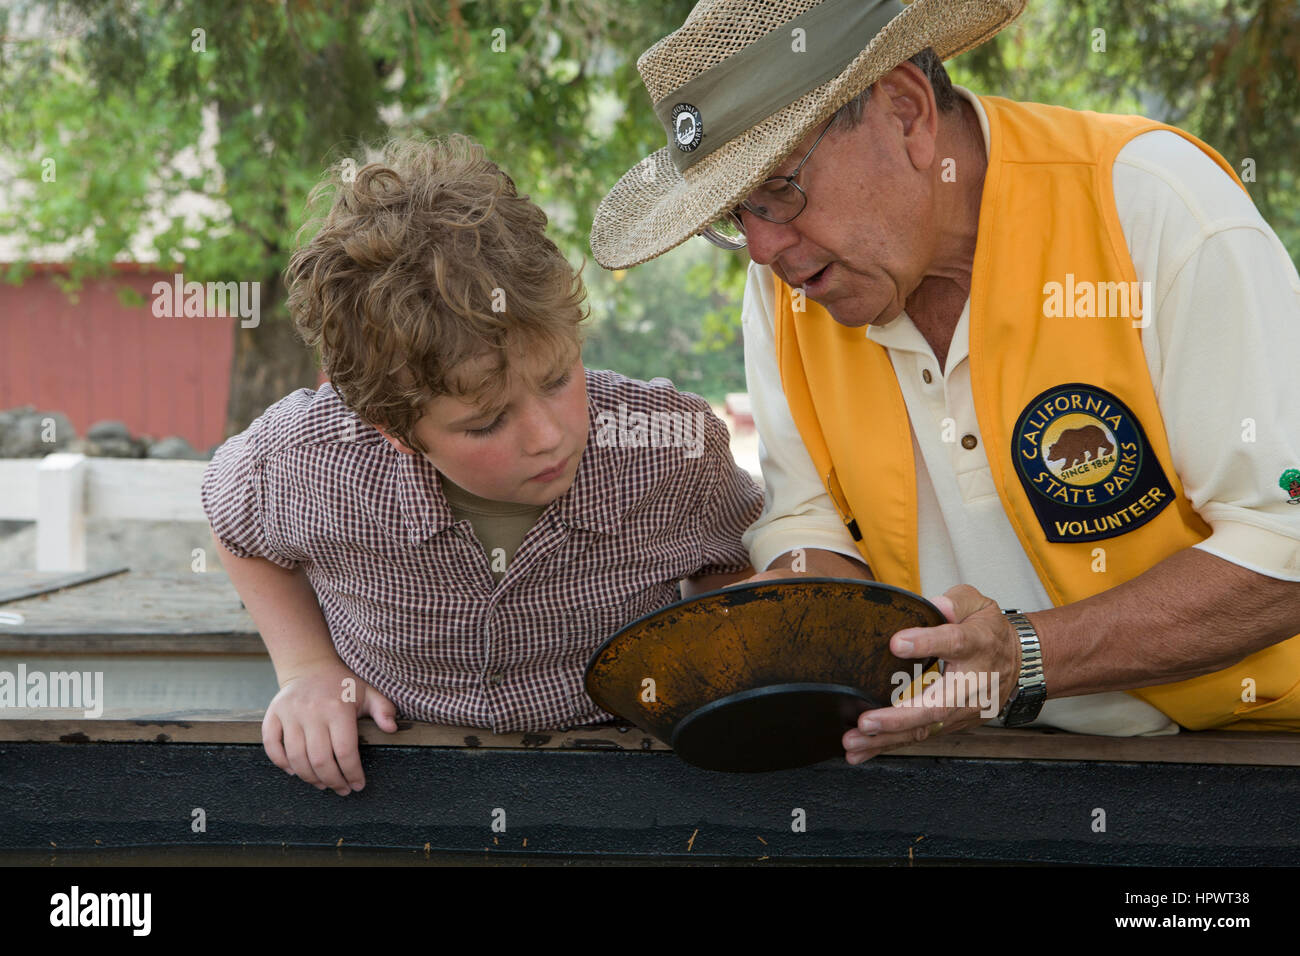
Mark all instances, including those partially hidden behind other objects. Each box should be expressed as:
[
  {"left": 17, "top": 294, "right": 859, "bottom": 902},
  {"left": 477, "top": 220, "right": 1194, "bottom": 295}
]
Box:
[
  {"left": 0, "top": 567, "right": 130, "bottom": 604},
  {"left": 0, "top": 570, "right": 262, "bottom": 653}
]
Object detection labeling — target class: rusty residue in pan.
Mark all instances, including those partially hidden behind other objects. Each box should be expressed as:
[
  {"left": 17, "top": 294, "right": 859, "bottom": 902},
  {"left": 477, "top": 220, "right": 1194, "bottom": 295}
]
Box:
[{"left": 584, "top": 578, "right": 943, "bottom": 748}]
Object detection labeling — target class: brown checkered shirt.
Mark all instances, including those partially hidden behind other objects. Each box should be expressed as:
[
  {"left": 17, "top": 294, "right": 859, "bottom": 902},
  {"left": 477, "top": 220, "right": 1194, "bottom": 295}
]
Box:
[{"left": 201, "top": 368, "right": 763, "bottom": 732}]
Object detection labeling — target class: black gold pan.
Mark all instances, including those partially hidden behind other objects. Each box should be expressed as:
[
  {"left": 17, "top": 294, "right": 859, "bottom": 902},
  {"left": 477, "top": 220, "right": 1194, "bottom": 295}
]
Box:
[{"left": 584, "top": 577, "right": 944, "bottom": 773}]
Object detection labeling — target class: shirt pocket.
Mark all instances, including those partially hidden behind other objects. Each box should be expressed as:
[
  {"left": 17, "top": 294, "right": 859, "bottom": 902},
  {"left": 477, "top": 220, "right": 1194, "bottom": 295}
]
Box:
[
  {"left": 564, "top": 602, "right": 646, "bottom": 653},
  {"left": 563, "top": 586, "right": 684, "bottom": 720},
  {"left": 562, "top": 603, "right": 644, "bottom": 727}
]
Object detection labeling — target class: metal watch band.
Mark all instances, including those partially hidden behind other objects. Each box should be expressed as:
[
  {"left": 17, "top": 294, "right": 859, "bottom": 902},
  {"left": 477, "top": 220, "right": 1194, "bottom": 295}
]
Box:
[{"left": 999, "top": 611, "right": 1046, "bottom": 727}]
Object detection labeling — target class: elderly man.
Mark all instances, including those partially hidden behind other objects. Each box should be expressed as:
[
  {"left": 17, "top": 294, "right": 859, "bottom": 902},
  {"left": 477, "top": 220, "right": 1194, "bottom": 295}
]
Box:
[{"left": 591, "top": 0, "right": 1300, "bottom": 760}]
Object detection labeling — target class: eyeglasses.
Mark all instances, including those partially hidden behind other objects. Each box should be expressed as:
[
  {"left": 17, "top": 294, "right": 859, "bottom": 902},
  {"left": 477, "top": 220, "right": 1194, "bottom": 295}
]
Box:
[{"left": 698, "top": 115, "right": 838, "bottom": 251}]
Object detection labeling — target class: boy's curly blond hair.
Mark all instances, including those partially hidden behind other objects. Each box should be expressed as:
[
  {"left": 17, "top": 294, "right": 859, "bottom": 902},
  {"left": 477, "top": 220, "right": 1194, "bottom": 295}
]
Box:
[{"left": 286, "top": 135, "right": 588, "bottom": 454}]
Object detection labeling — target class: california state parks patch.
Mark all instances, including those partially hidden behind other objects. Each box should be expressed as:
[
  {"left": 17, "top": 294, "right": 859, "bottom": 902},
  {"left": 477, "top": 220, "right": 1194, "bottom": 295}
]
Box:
[{"left": 1012, "top": 384, "right": 1176, "bottom": 543}]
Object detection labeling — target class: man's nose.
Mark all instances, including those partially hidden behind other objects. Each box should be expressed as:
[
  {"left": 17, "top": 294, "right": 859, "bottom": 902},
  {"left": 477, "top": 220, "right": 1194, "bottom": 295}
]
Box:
[{"left": 742, "top": 215, "right": 800, "bottom": 268}]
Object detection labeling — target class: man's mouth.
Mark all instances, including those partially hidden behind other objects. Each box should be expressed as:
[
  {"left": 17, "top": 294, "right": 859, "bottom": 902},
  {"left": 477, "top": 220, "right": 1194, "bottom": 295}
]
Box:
[{"left": 804, "top": 263, "right": 833, "bottom": 294}]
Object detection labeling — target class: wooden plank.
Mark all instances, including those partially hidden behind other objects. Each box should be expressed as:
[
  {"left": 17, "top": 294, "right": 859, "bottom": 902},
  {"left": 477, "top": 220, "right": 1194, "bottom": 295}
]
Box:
[
  {"left": 892, "top": 725, "right": 1300, "bottom": 766},
  {"left": 0, "top": 715, "right": 671, "bottom": 751},
  {"left": 1, "top": 712, "right": 1297, "bottom": 765},
  {"left": 0, "top": 631, "right": 266, "bottom": 654},
  {"left": 35, "top": 453, "right": 86, "bottom": 571},
  {"left": 0, "top": 567, "right": 130, "bottom": 605},
  {"left": 84, "top": 458, "right": 208, "bottom": 521},
  {"left": 0, "top": 459, "right": 39, "bottom": 520},
  {"left": 0, "top": 570, "right": 261, "bottom": 653},
  {"left": 3, "top": 740, "right": 1298, "bottom": 863}
]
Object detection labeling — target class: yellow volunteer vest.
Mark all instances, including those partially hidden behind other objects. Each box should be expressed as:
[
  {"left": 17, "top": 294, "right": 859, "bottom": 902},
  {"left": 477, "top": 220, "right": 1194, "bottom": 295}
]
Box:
[{"left": 774, "top": 95, "right": 1300, "bottom": 731}]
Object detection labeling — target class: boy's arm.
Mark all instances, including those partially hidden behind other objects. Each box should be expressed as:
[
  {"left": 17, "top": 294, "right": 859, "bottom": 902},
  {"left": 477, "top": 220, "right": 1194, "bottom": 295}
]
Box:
[
  {"left": 211, "top": 529, "right": 340, "bottom": 681},
  {"left": 211, "top": 530, "right": 397, "bottom": 795},
  {"left": 681, "top": 568, "right": 753, "bottom": 599}
]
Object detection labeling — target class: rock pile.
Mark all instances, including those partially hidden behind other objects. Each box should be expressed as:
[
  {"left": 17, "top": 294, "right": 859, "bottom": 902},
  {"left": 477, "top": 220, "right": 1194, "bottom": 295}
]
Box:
[{"left": 0, "top": 406, "right": 213, "bottom": 459}]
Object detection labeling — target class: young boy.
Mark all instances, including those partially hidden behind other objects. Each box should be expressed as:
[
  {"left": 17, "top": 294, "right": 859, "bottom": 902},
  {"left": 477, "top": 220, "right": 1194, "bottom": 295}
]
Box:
[{"left": 201, "top": 135, "right": 763, "bottom": 797}]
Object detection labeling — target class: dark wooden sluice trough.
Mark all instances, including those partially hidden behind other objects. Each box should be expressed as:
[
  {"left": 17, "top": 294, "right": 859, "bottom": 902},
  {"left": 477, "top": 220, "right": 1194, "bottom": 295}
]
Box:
[
  {"left": 4, "top": 715, "right": 1300, "bottom": 865},
  {"left": 1, "top": 570, "right": 1299, "bottom": 864}
]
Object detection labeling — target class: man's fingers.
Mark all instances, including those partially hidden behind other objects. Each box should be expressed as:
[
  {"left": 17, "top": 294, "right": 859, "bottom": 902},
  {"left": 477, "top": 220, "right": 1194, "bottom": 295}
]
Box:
[
  {"left": 842, "top": 722, "right": 940, "bottom": 763},
  {"left": 857, "top": 702, "right": 954, "bottom": 737},
  {"left": 930, "top": 593, "right": 958, "bottom": 624},
  {"left": 843, "top": 700, "right": 985, "bottom": 762},
  {"left": 931, "top": 583, "right": 996, "bottom": 624},
  {"left": 892, "top": 620, "right": 966, "bottom": 660}
]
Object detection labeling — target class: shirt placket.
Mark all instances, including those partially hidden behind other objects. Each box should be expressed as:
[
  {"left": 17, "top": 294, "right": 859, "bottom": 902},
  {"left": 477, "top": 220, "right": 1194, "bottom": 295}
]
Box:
[
  {"left": 481, "top": 513, "right": 572, "bottom": 732},
  {"left": 871, "top": 311, "right": 994, "bottom": 504}
]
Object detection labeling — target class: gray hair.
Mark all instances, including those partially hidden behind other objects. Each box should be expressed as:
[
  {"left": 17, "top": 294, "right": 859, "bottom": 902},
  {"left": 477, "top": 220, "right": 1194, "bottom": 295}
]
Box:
[{"left": 833, "top": 47, "right": 957, "bottom": 127}]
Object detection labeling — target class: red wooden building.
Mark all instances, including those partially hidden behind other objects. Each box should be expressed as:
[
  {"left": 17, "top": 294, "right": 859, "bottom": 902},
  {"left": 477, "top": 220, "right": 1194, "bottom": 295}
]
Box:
[{"left": 0, "top": 264, "right": 236, "bottom": 451}]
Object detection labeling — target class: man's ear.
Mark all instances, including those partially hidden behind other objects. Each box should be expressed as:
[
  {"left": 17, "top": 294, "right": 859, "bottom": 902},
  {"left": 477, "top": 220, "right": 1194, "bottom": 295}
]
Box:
[
  {"left": 373, "top": 423, "right": 416, "bottom": 455},
  {"left": 877, "top": 61, "right": 938, "bottom": 171}
]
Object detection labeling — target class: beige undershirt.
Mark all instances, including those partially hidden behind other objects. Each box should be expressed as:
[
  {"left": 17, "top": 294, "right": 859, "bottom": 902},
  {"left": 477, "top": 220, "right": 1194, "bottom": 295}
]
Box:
[{"left": 439, "top": 476, "right": 547, "bottom": 584}]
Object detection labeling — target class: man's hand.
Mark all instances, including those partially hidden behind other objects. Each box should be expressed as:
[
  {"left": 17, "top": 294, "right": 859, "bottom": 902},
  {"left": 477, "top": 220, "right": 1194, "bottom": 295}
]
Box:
[
  {"left": 262, "top": 660, "right": 399, "bottom": 795},
  {"left": 842, "top": 584, "right": 1022, "bottom": 764}
]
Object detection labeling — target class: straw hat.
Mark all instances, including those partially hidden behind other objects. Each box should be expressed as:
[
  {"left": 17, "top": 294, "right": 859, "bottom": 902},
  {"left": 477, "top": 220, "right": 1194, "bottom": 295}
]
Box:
[{"left": 590, "top": 0, "right": 1026, "bottom": 270}]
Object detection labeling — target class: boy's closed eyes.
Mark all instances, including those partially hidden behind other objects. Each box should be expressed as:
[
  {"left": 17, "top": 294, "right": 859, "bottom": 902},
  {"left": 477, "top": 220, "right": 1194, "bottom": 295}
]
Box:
[{"left": 374, "top": 345, "right": 589, "bottom": 509}]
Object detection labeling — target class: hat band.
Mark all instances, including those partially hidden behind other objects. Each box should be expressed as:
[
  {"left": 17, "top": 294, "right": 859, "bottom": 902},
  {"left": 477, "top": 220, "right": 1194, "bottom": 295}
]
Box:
[{"left": 652, "top": 0, "right": 906, "bottom": 173}]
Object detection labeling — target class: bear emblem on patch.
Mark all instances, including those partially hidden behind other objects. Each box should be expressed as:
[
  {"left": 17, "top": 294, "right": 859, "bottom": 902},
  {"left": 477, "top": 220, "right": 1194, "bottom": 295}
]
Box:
[
  {"left": 1047, "top": 424, "right": 1113, "bottom": 470},
  {"left": 1012, "top": 384, "right": 1176, "bottom": 543},
  {"left": 671, "top": 103, "right": 703, "bottom": 152}
]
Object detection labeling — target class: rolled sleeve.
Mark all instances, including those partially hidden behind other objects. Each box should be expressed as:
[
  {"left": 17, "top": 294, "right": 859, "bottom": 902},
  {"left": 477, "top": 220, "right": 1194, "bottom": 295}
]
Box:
[
  {"left": 1134, "top": 170, "right": 1300, "bottom": 580},
  {"left": 200, "top": 421, "right": 302, "bottom": 570},
  {"left": 739, "top": 259, "right": 864, "bottom": 571},
  {"left": 1158, "top": 232, "right": 1300, "bottom": 580}
]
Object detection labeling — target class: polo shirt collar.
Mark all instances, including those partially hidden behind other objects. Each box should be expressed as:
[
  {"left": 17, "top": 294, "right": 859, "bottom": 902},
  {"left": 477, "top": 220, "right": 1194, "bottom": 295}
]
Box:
[{"left": 866, "top": 300, "right": 972, "bottom": 371}]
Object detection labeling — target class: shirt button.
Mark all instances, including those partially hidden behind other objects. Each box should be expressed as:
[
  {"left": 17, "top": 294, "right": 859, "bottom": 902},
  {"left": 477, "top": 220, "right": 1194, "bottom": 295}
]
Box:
[
  {"left": 921, "top": 369, "right": 933, "bottom": 384},
  {"left": 487, "top": 672, "right": 503, "bottom": 687},
  {"left": 961, "top": 434, "right": 978, "bottom": 450}
]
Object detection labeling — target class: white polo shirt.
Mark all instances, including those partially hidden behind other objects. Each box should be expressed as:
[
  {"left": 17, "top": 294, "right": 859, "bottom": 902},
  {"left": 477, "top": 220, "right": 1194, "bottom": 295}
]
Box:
[{"left": 741, "top": 86, "right": 1300, "bottom": 736}]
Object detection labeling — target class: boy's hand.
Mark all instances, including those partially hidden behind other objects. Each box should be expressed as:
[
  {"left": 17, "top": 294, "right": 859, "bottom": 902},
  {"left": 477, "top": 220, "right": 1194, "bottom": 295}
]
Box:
[{"left": 261, "top": 661, "right": 399, "bottom": 796}]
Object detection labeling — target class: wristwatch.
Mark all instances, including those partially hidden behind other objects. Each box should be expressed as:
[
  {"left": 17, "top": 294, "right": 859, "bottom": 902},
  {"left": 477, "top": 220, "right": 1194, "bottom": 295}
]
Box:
[{"left": 998, "top": 609, "right": 1046, "bottom": 727}]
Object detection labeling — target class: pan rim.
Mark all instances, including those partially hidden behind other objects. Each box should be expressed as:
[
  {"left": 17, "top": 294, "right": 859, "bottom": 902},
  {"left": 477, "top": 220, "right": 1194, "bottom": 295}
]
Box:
[{"left": 581, "top": 575, "right": 946, "bottom": 694}]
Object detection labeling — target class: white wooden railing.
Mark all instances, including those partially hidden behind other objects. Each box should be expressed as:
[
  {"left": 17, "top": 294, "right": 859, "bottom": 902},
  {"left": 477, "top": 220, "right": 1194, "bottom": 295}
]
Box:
[{"left": 0, "top": 454, "right": 208, "bottom": 571}]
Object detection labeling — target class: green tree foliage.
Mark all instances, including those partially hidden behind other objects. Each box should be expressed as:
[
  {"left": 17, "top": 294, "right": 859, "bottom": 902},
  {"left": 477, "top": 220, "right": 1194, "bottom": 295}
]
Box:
[
  {"left": 0, "top": 0, "right": 724, "bottom": 432},
  {"left": 582, "top": 243, "right": 748, "bottom": 399}
]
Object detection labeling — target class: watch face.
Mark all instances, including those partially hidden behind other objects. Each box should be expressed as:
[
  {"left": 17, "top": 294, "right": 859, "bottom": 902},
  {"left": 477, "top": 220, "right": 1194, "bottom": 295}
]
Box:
[{"left": 1004, "top": 686, "right": 1047, "bottom": 727}]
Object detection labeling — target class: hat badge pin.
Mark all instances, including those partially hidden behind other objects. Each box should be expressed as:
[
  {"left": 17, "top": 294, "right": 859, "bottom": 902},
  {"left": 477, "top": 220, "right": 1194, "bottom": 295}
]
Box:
[{"left": 672, "top": 103, "right": 703, "bottom": 152}]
